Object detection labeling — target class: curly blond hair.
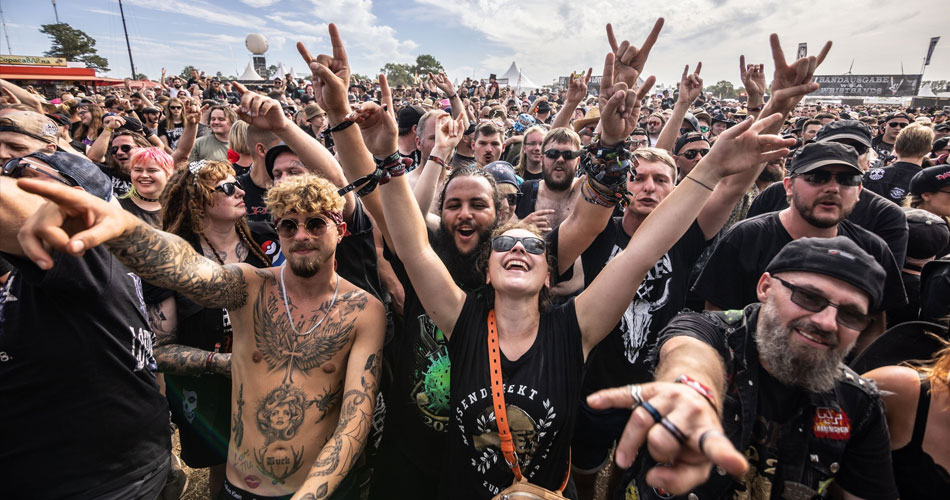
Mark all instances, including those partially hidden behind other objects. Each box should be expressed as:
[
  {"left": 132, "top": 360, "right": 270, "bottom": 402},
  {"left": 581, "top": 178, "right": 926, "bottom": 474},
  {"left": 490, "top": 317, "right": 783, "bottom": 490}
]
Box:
[{"left": 265, "top": 174, "right": 344, "bottom": 220}]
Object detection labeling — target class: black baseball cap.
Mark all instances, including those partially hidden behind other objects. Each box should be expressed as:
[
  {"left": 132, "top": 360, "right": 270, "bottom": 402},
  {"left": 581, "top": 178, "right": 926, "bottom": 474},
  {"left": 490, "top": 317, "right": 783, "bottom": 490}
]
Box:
[
  {"left": 681, "top": 112, "right": 699, "bottom": 133},
  {"left": 397, "top": 105, "right": 425, "bottom": 130},
  {"left": 934, "top": 123, "right": 950, "bottom": 132},
  {"left": 765, "top": 236, "right": 886, "bottom": 310},
  {"left": 788, "top": 142, "right": 862, "bottom": 175},
  {"left": 815, "top": 120, "right": 872, "bottom": 153},
  {"left": 909, "top": 165, "right": 950, "bottom": 195},
  {"left": 23, "top": 151, "right": 113, "bottom": 201},
  {"left": 932, "top": 137, "right": 949, "bottom": 154},
  {"left": 264, "top": 142, "right": 296, "bottom": 179},
  {"left": 902, "top": 208, "right": 950, "bottom": 260},
  {"left": 535, "top": 101, "right": 552, "bottom": 113},
  {"left": 885, "top": 112, "right": 911, "bottom": 123},
  {"left": 673, "top": 132, "right": 708, "bottom": 155}
]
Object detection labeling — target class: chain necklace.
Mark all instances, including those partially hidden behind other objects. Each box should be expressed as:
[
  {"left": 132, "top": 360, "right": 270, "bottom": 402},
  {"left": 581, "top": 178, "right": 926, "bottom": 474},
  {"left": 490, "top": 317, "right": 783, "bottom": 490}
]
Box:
[{"left": 280, "top": 263, "right": 339, "bottom": 336}]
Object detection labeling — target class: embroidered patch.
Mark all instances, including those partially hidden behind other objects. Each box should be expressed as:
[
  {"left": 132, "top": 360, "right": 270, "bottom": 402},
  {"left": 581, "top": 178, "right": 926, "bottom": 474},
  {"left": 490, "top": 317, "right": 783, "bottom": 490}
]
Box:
[
  {"left": 889, "top": 187, "right": 906, "bottom": 199},
  {"left": 867, "top": 168, "right": 885, "bottom": 181},
  {"left": 813, "top": 407, "right": 850, "bottom": 440}
]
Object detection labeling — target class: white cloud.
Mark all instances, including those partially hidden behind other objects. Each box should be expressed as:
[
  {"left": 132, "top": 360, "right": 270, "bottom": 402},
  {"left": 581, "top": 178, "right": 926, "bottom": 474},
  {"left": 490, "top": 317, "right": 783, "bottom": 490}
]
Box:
[
  {"left": 302, "top": 0, "right": 418, "bottom": 69},
  {"left": 240, "top": 0, "right": 281, "bottom": 7},
  {"left": 124, "top": 0, "right": 261, "bottom": 29}
]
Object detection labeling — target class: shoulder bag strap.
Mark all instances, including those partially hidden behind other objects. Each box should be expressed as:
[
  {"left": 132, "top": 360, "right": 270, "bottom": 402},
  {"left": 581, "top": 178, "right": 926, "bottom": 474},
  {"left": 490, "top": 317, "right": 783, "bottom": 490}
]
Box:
[{"left": 487, "top": 309, "right": 524, "bottom": 481}]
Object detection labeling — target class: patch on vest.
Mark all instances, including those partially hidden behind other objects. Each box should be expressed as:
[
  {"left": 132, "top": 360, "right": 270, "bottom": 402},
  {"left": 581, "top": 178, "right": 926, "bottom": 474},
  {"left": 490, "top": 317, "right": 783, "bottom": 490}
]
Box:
[
  {"left": 813, "top": 407, "right": 850, "bottom": 440},
  {"left": 867, "top": 168, "right": 885, "bottom": 181},
  {"left": 889, "top": 187, "right": 905, "bottom": 200}
]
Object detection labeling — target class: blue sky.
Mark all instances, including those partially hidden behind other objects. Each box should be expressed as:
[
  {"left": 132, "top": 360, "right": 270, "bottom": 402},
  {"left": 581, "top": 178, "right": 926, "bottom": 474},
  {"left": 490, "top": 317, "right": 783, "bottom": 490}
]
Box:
[{"left": 2, "top": 0, "right": 948, "bottom": 90}]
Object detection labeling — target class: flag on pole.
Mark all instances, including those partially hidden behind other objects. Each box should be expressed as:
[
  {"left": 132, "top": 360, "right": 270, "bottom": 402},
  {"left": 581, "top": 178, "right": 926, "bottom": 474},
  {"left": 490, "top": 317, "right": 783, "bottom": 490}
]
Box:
[
  {"left": 925, "top": 36, "right": 940, "bottom": 66},
  {"left": 797, "top": 43, "right": 807, "bottom": 59}
]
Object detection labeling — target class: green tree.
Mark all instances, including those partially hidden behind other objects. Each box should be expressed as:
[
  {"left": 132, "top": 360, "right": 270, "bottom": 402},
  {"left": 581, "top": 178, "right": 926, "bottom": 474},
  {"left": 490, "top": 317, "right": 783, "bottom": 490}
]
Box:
[
  {"left": 133, "top": 73, "right": 148, "bottom": 81},
  {"left": 351, "top": 73, "right": 370, "bottom": 84},
  {"left": 381, "top": 63, "right": 414, "bottom": 87},
  {"left": 39, "top": 23, "right": 109, "bottom": 72},
  {"left": 704, "top": 80, "right": 737, "bottom": 99},
  {"left": 179, "top": 65, "right": 198, "bottom": 79},
  {"left": 413, "top": 54, "right": 444, "bottom": 76}
]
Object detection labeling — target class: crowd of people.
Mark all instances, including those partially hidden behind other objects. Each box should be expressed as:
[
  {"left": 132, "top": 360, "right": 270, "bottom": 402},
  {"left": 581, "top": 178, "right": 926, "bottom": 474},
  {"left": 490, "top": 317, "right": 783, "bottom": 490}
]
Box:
[{"left": 1, "top": 18, "right": 949, "bottom": 500}]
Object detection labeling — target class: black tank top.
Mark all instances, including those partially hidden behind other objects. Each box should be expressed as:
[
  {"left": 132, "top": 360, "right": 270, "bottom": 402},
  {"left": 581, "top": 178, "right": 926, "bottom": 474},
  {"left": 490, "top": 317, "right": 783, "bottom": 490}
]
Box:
[{"left": 892, "top": 376, "right": 950, "bottom": 499}]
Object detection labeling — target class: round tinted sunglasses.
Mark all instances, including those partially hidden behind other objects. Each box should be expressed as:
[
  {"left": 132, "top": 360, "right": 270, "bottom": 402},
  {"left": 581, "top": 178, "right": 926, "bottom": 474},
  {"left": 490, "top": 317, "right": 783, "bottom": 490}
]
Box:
[
  {"left": 214, "top": 180, "right": 243, "bottom": 196},
  {"left": 274, "top": 217, "right": 334, "bottom": 239},
  {"left": 543, "top": 149, "right": 582, "bottom": 161},
  {"left": 110, "top": 144, "right": 134, "bottom": 155},
  {"left": 681, "top": 148, "right": 710, "bottom": 160},
  {"left": 491, "top": 235, "right": 546, "bottom": 255},
  {"left": 774, "top": 277, "right": 872, "bottom": 331}
]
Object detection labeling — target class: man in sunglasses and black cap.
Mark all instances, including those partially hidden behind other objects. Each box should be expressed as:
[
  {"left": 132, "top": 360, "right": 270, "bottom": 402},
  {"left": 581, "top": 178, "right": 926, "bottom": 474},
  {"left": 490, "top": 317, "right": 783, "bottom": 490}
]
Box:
[
  {"left": 592, "top": 236, "right": 899, "bottom": 500},
  {"left": 871, "top": 111, "right": 911, "bottom": 158},
  {"left": 695, "top": 141, "right": 907, "bottom": 353},
  {"left": 672, "top": 131, "right": 711, "bottom": 182}
]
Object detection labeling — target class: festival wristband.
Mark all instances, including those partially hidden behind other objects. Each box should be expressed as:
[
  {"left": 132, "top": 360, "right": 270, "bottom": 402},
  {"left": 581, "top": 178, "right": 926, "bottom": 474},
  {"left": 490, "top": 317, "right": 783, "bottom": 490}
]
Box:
[
  {"left": 675, "top": 374, "right": 718, "bottom": 412},
  {"left": 205, "top": 342, "right": 221, "bottom": 375},
  {"left": 327, "top": 119, "right": 355, "bottom": 133},
  {"left": 427, "top": 155, "right": 447, "bottom": 168}
]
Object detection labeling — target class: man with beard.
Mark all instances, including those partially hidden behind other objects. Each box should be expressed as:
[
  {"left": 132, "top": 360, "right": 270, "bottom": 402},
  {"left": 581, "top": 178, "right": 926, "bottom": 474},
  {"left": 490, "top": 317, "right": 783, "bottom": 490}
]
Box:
[
  {"left": 694, "top": 142, "right": 906, "bottom": 353},
  {"left": 514, "top": 127, "right": 583, "bottom": 233},
  {"left": 746, "top": 120, "right": 909, "bottom": 270},
  {"left": 189, "top": 104, "right": 235, "bottom": 163},
  {"left": 16, "top": 173, "right": 385, "bottom": 500},
  {"left": 589, "top": 237, "right": 898, "bottom": 500}
]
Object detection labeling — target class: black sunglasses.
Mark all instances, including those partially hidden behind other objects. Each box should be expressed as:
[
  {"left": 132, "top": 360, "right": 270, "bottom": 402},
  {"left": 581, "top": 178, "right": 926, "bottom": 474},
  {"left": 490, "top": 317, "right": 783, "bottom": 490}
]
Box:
[
  {"left": 274, "top": 217, "right": 333, "bottom": 239},
  {"left": 797, "top": 170, "right": 863, "bottom": 187},
  {"left": 504, "top": 193, "right": 520, "bottom": 205},
  {"left": 110, "top": 144, "right": 133, "bottom": 155},
  {"left": 491, "top": 235, "right": 546, "bottom": 255},
  {"left": 543, "top": 149, "right": 582, "bottom": 161},
  {"left": 169, "top": 106, "right": 183, "bottom": 110},
  {"left": 887, "top": 122, "right": 909, "bottom": 128},
  {"left": 1, "top": 158, "right": 75, "bottom": 186},
  {"left": 214, "top": 180, "right": 243, "bottom": 196},
  {"left": 774, "top": 277, "right": 872, "bottom": 331},
  {"left": 681, "top": 148, "right": 710, "bottom": 160}
]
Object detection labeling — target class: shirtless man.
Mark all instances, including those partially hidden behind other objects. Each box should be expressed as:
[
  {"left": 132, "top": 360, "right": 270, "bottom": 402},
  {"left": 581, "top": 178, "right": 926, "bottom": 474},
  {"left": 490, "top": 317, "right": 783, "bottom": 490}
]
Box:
[
  {"left": 16, "top": 173, "right": 385, "bottom": 500},
  {"left": 515, "top": 127, "right": 584, "bottom": 233}
]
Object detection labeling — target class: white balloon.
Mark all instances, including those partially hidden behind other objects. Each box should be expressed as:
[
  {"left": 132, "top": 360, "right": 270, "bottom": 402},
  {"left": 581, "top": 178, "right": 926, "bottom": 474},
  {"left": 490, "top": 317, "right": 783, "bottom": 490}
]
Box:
[{"left": 245, "top": 34, "right": 269, "bottom": 55}]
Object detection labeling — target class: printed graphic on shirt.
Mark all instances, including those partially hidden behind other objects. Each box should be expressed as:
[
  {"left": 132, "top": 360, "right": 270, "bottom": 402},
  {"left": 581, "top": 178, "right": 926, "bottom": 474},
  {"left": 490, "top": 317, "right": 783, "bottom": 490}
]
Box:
[
  {"left": 411, "top": 313, "right": 451, "bottom": 433},
  {"left": 608, "top": 244, "right": 673, "bottom": 364},
  {"left": 733, "top": 414, "right": 782, "bottom": 500},
  {"left": 182, "top": 389, "right": 198, "bottom": 423}
]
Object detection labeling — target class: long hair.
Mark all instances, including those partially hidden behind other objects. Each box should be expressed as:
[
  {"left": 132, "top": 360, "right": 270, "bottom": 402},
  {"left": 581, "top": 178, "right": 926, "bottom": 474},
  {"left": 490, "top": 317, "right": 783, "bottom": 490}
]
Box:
[
  {"left": 515, "top": 125, "right": 547, "bottom": 177},
  {"left": 72, "top": 103, "right": 103, "bottom": 141},
  {"left": 160, "top": 160, "right": 268, "bottom": 264},
  {"left": 163, "top": 97, "right": 183, "bottom": 130},
  {"left": 905, "top": 338, "right": 950, "bottom": 392}
]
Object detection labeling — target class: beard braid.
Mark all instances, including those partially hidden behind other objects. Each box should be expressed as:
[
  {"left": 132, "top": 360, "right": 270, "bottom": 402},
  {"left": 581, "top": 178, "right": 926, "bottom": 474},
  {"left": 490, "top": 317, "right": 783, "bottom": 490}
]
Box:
[
  {"left": 432, "top": 225, "right": 491, "bottom": 291},
  {"left": 755, "top": 300, "right": 851, "bottom": 393}
]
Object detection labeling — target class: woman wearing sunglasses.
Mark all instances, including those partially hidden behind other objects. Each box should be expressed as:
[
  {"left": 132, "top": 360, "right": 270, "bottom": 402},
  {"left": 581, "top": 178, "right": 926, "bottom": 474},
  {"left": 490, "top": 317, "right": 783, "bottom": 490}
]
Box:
[
  {"left": 378, "top": 94, "right": 794, "bottom": 497},
  {"left": 146, "top": 159, "right": 275, "bottom": 499},
  {"left": 117, "top": 147, "right": 174, "bottom": 228}
]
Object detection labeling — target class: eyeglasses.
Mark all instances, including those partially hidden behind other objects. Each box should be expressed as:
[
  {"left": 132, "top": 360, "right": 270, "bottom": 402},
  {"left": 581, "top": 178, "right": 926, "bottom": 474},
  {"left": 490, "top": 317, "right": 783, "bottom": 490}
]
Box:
[
  {"left": 629, "top": 139, "right": 646, "bottom": 147},
  {"left": 774, "top": 277, "right": 872, "bottom": 331},
  {"left": 274, "top": 217, "right": 333, "bottom": 238},
  {"left": 887, "top": 122, "right": 909, "bottom": 128},
  {"left": 797, "top": 170, "right": 863, "bottom": 187},
  {"left": 213, "top": 180, "right": 243, "bottom": 196},
  {"left": 491, "top": 235, "right": 546, "bottom": 255},
  {"left": 110, "top": 144, "right": 134, "bottom": 155},
  {"left": 169, "top": 106, "right": 183, "bottom": 110},
  {"left": 543, "top": 149, "right": 582, "bottom": 160},
  {"left": 504, "top": 193, "right": 520, "bottom": 205},
  {"left": 2, "top": 158, "right": 75, "bottom": 186},
  {"left": 681, "top": 149, "right": 710, "bottom": 160}
]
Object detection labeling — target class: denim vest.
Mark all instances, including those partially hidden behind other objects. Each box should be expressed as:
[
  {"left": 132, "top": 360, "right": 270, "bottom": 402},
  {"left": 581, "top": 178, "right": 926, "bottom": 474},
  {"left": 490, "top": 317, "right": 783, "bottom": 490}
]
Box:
[{"left": 618, "top": 305, "right": 882, "bottom": 500}]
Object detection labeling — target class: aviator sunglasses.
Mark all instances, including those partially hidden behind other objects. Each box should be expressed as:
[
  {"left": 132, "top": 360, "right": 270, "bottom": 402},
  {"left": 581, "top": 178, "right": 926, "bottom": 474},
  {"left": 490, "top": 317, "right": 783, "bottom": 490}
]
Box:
[
  {"left": 774, "top": 277, "right": 872, "bottom": 331},
  {"left": 274, "top": 217, "right": 334, "bottom": 238},
  {"left": 491, "top": 235, "right": 546, "bottom": 255}
]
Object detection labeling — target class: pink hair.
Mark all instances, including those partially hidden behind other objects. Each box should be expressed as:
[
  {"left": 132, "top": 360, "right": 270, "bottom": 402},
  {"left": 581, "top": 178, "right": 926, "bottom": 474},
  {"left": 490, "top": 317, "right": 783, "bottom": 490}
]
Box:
[{"left": 129, "top": 147, "right": 174, "bottom": 177}]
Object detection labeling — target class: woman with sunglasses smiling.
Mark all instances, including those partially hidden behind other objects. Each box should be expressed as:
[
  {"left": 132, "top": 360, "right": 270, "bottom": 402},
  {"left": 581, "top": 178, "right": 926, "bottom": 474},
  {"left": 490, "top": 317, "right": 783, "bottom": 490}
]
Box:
[
  {"left": 378, "top": 92, "right": 794, "bottom": 496},
  {"left": 144, "top": 159, "right": 275, "bottom": 498}
]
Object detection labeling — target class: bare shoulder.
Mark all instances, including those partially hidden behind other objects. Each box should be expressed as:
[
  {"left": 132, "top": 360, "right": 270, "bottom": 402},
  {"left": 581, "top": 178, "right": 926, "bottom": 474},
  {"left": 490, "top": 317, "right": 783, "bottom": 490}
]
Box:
[
  {"left": 336, "top": 280, "right": 384, "bottom": 322},
  {"left": 863, "top": 365, "right": 921, "bottom": 403}
]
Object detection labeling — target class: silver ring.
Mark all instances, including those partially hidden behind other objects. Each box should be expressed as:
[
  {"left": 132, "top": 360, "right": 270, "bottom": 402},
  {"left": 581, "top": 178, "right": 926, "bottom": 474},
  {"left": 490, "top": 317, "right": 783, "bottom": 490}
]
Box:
[{"left": 629, "top": 384, "right": 643, "bottom": 408}]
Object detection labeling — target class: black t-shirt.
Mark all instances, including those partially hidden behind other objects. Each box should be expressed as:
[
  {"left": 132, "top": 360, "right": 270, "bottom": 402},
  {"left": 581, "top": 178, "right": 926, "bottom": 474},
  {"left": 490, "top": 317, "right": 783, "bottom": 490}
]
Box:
[
  {"left": 119, "top": 196, "right": 162, "bottom": 228},
  {"left": 450, "top": 152, "right": 476, "bottom": 170},
  {"left": 514, "top": 180, "right": 541, "bottom": 219},
  {"left": 746, "top": 183, "right": 910, "bottom": 268},
  {"left": 871, "top": 135, "right": 895, "bottom": 159},
  {"left": 335, "top": 200, "right": 383, "bottom": 301},
  {"left": 862, "top": 161, "right": 921, "bottom": 204},
  {"left": 0, "top": 248, "right": 169, "bottom": 499},
  {"left": 231, "top": 162, "right": 250, "bottom": 177},
  {"left": 400, "top": 149, "right": 422, "bottom": 173},
  {"left": 522, "top": 170, "right": 543, "bottom": 182},
  {"left": 157, "top": 122, "right": 210, "bottom": 150},
  {"left": 238, "top": 171, "right": 270, "bottom": 222},
  {"left": 693, "top": 212, "right": 906, "bottom": 311},
  {"left": 444, "top": 294, "right": 582, "bottom": 499},
  {"left": 556, "top": 218, "right": 708, "bottom": 392}
]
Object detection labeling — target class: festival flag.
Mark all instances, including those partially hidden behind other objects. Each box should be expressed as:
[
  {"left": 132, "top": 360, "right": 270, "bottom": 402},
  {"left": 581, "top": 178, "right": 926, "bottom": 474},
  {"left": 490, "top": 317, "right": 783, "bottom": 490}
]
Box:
[
  {"left": 925, "top": 37, "right": 940, "bottom": 66},
  {"left": 797, "top": 43, "right": 807, "bottom": 59}
]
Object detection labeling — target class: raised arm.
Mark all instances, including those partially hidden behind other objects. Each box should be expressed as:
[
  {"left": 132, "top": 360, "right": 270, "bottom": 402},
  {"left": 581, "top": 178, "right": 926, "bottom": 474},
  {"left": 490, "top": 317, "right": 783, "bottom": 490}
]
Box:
[
  {"left": 292, "top": 298, "right": 384, "bottom": 500},
  {"left": 695, "top": 35, "right": 832, "bottom": 239},
  {"left": 86, "top": 114, "right": 125, "bottom": 163},
  {"left": 413, "top": 114, "right": 463, "bottom": 217},
  {"left": 171, "top": 100, "right": 201, "bottom": 165},
  {"left": 429, "top": 72, "right": 469, "bottom": 131},
  {"left": 654, "top": 62, "right": 702, "bottom": 153},
  {"left": 739, "top": 56, "right": 766, "bottom": 119},
  {"left": 16, "top": 179, "right": 255, "bottom": 311},
  {"left": 575, "top": 114, "right": 795, "bottom": 356},
  {"left": 551, "top": 68, "right": 591, "bottom": 130},
  {"left": 0, "top": 79, "right": 44, "bottom": 112}
]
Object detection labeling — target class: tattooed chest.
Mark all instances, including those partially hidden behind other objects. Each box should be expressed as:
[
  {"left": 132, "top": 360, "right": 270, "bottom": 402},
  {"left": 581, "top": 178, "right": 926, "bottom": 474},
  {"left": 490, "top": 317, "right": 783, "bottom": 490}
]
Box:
[{"left": 252, "top": 288, "right": 367, "bottom": 384}]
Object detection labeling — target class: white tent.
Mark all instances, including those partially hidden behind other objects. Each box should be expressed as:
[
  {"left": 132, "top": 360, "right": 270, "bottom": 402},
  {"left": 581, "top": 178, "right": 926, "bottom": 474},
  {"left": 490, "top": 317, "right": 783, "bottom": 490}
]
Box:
[
  {"left": 238, "top": 62, "right": 264, "bottom": 81},
  {"left": 275, "top": 62, "right": 291, "bottom": 79},
  {"left": 918, "top": 84, "right": 936, "bottom": 97},
  {"left": 500, "top": 62, "right": 541, "bottom": 90}
]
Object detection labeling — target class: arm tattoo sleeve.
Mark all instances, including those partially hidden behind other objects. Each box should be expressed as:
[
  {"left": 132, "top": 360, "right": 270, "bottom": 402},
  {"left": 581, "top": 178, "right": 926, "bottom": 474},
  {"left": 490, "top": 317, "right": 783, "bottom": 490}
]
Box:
[{"left": 106, "top": 220, "right": 249, "bottom": 310}]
